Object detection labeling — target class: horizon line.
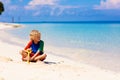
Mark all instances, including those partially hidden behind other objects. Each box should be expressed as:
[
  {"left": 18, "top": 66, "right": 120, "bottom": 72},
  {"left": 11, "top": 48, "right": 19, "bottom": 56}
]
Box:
[{"left": 13, "top": 21, "right": 120, "bottom": 24}]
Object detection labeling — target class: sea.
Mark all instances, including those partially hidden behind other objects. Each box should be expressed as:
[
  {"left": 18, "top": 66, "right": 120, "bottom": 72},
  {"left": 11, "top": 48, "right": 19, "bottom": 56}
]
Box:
[{"left": 6, "top": 22, "right": 120, "bottom": 72}]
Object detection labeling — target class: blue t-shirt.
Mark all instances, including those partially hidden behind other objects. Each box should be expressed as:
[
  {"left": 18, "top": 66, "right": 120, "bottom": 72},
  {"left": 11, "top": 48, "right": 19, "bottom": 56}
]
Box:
[{"left": 31, "top": 40, "right": 44, "bottom": 54}]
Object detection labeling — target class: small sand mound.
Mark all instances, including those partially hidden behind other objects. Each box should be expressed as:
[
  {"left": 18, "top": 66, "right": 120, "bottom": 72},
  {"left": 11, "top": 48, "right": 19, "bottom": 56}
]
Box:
[
  {"left": 0, "top": 76, "right": 4, "bottom": 80},
  {"left": 0, "top": 56, "right": 13, "bottom": 62}
]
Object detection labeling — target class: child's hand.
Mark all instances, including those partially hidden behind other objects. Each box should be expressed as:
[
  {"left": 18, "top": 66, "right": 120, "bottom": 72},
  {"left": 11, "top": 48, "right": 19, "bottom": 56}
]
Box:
[
  {"left": 30, "top": 57, "right": 34, "bottom": 62},
  {"left": 26, "top": 48, "right": 32, "bottom": 54}
]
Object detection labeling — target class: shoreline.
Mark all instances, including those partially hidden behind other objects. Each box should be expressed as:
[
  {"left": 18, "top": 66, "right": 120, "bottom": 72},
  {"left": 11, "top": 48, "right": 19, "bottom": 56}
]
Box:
[{"left": 0, "top": 22, "right": 120, "bottom": 80}]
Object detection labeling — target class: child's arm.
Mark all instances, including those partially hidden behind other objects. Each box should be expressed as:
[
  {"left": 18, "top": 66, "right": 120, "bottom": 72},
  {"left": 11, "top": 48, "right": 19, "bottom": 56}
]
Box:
[
  {"left": 24, "top": 40, "right": 32, "bottom": 50},
  {"left": 38, "top": 40, "right": 44, "bottom": 52},
  {"left": 30, "top": 50, "right": 40, "bottom": 61}
]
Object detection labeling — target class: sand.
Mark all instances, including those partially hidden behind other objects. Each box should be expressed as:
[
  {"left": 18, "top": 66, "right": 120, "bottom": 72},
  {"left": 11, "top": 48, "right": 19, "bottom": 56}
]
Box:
[{"left": 0, "top": 22, "right": 120, "bottom": 80}]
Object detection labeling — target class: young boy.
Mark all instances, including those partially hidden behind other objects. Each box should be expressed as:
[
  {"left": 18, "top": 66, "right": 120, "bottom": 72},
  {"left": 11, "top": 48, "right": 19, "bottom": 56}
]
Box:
[{"left": 20, "top": 30, "right": 47, "bottom": 62}]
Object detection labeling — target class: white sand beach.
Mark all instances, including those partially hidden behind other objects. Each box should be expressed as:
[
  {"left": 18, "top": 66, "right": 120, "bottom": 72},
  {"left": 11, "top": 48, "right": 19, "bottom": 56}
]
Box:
[{"left": 0, "top": 22, "right": 120, "bottom": 80}]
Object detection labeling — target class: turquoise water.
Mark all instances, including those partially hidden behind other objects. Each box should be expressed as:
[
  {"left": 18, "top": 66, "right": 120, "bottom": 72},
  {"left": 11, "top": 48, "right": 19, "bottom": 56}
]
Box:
[{"left": 8, "top": 23, "right": 120, "bottom": 53}]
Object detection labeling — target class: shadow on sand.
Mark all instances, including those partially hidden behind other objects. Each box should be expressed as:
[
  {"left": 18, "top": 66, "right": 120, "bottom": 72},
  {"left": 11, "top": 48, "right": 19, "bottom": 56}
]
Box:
[{"left": 44, "top": 61, "right": 64, "bottom": 65}]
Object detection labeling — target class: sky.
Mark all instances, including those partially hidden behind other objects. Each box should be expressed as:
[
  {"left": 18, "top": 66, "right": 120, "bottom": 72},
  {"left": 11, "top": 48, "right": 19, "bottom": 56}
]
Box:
[{"left": 0, "top": 0, "right": 120, "bottom": 22}]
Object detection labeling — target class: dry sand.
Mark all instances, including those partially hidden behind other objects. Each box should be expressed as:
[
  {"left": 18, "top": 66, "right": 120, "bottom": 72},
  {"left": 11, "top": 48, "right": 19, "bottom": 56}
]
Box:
[{"left": 0, "top": 22, "right": 120, "bottom": 80}]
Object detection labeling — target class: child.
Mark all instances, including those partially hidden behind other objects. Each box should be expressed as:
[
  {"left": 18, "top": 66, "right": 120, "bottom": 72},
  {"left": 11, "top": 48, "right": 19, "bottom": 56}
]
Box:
[{"left": 20, "top": 30, "right": 47, "bottom": 62}]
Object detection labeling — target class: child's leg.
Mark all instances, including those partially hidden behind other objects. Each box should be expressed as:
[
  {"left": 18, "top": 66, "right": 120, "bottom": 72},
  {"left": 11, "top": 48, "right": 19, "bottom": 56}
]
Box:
[
  {"left": 20, "top": 50, "right": 27, "bottom": 57},
  {"left": 34, "top": 54, "right": 47, "bottom": 61},
  {"left": 19, "top": 50, "right": 28, "bottom": 61}
]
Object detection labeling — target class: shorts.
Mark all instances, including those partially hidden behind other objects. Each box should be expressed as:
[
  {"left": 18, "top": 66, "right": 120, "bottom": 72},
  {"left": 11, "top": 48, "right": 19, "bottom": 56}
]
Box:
[
  {"left": 30, "top": 51, "right": 44, "bottom": 57},
  {"left": 22, "top": 51, "right": 44, "bottom": 60}
]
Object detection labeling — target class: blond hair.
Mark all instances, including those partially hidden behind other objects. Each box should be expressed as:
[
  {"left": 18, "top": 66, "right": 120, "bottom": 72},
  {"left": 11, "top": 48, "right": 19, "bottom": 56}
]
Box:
[
  {"left": 30, "top": 30, "right": 41, "bottom": 36},
  {"left": 30, "top": 30, "right": 41, "bottom": 40}
]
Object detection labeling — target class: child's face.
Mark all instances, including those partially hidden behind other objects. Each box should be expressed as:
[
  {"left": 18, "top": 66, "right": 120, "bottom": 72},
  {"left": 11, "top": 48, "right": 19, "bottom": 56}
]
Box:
[{"left": 33, "top": 35, "right": 41, "bottom": 42}]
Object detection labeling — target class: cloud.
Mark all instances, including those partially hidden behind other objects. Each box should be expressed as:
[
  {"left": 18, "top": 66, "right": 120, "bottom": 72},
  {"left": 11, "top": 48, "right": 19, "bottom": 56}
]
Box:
[
  {"left": 8, "top": 5, "right": 19, "bottom": 10},
  {"left": 25, "top": 0, "right": 58, "bottom": 10},
  {"left": 29, "top": 0, "right": 58, "bottom": 5},
  {"left": 50, "top": 5, "right": 79, "bottom": 16},
  {"left": 33, "top": 11, "right": 41, "bottom": 16},
  {"left": 0, "top": 0, "right": 10, "bottom": 4},
  {"left": 25, "top": 0, "right": 80, "bottom": 16},
  {"left": 94, "top": 0, "right": 120, "bottom": 9},
  {"left": 31, "top": 5, "right": 80, "bottom": 16},
  {"left": 0, "top": 0, "right": 20, "bottom": 10}
]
